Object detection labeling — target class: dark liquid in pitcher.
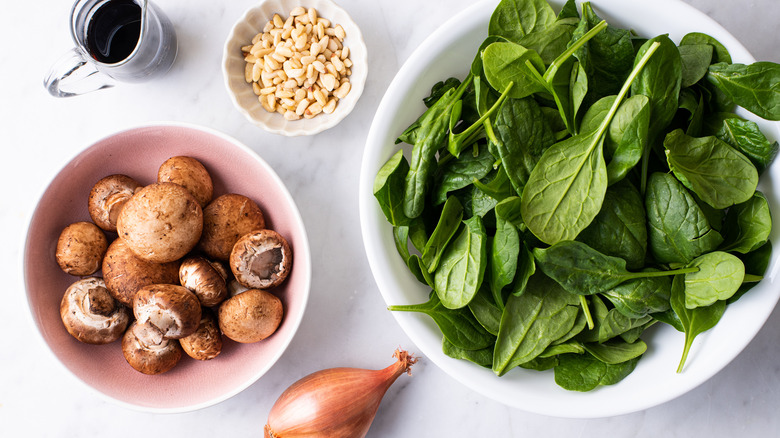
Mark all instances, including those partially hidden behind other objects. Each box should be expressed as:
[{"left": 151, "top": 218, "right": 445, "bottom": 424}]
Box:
[{"left": 86, "top": 0, "right": 142, "bottom": 63}]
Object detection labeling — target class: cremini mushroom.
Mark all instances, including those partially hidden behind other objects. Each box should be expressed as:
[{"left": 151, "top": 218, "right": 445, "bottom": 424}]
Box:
[
  {"left": 179, "top": 256, "right": 229, "bottom": 307},
  {"left": 133, "top": 284, "right": 202, "bottom": 340},
  {"left": 179, "top": 309, "right": 223, "bottom": 360},
  {"left": 157, "top": 156, "right": 214, "bottom": 208},
  {"left": 88, "top": 174, "right": 142, "bottom": 232},
  {"left": 55, "top": 221, "right": 108, "bottom": 276},
  {"left": 102, "top": 238, "right": 181, "bottom": 306},
  {"left": 60, "top": 277, "right": 131, "bottom": 344},
  {"left": 218, "top": 289, "right": 283, "bottom": 343},
  {"left": 117, "top": 182, "right": 203, "bottom": 264},
  {"left": 122, "top": 320, "right": 183, "bottom": 375},
  {"left": 230, "top": 229, "right": 292, "bottom": 289},
  {"left": 198, "top": 194, "right": 266, "bottom": 261}
]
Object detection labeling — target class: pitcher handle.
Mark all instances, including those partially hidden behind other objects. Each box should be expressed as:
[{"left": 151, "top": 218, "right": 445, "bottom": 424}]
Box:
[{"left": 44, "top": 48, "right": 116, "bottom": 98}]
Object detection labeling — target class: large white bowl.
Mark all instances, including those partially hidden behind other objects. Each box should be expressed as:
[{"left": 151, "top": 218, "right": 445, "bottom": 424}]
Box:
[{"left": 359, "top": 0, "right": 780, "bottom": 418}]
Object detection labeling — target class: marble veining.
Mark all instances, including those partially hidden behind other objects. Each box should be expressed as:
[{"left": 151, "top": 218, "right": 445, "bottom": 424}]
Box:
[{"left": 2, "top": 0, "right": 779, "bottom": 437}]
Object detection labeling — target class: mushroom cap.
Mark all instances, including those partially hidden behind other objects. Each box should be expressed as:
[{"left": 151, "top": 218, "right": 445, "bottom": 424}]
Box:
[
  {"left": 198, "top": 194, "right": 266, "bottom": 261},
  {"left": 88, "top": 174, "right": 142, "bottom": 232},
  {"left": 102, "top": 238, "right": 181, "bottom": 306},
  {"left": 55, "top": 221, "right": 108, "bottom": 276},
  {"left": 60, "top": 277, "right": 131, "bottom": 344},
  {"left": 230, "top": 229, "right": 292, "bottom": 289},
  {"left": 180, "top": 309, "right": 223, "bottom": 360},
  {"left": 157, "top": 156, "right": 214, "bottom": 208},
  {"left": 218, "top": 289, "right": 283, "bottom": 343},
  {"left": 117, "top": 182, "right": 204, "bottom": 264},
  {"left": 179, "top": 256, "right": 229, "bottom": 307},
  {"left": 133, "top": 284, "right": 202, "bottom": 340},
  {"left": 122, "top": 321, "right": 183, "bottom": 375}
]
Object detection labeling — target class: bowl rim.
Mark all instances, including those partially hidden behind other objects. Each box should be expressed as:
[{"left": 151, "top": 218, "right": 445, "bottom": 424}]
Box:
[
  {"left": 221, "top": 0, "right": 368, "bottom": 136},
  {"left": 358, "top": 0, "right": 780, "bottom": 418},
  {"left": 21, "top": 121, "right": 313, "bottom": 413}
]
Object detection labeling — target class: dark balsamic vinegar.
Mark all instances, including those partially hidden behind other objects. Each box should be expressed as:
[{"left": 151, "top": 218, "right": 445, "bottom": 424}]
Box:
[{"left": 86, "top": 0, "right": 142, "bottom": 63}]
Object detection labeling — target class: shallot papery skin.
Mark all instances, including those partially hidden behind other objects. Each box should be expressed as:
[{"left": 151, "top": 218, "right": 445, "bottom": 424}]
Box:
[{"left": 264, "top": 349, "right": 417, "bottom": 438}]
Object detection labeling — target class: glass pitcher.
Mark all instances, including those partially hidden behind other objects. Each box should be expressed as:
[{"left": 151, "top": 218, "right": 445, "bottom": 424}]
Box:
[{"left": 44, "top": 0, "right": 177, "bottom": 97}]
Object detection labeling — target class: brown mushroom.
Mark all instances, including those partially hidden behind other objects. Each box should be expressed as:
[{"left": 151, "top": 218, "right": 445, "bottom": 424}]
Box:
[
  {"left": 198, "top": 194, "right": 266, "bottom": 261},
  {"left": 122, "top": 320, "right": 183, "bottom": 375},
  {"left": 133, "top": 284, "right": 202, "bottom": 340},
  {"left": 60, "top": 277, "right": 131, "bottom": 344},
  {"left": 218, "top": 289, "right": 283, "bottom": 343},
  {"left": 157, "top": 156, "right": 214, "bottom": 208},
  {"left": 88, "top": 174, "right": 142, "bottom": 232},
  {"left": 179, "top": 309, "right": 222, "bottom": 360},
  {"left": 102, "top": 238, "right": 180, "bottom": 306},
  {"left": 179, "top": 256, "right": 229, "bottom": 307},
  {"left": 55, "top": 221, "right": 108, "bottom": 276},
  {"left": 117, "top": 182, "right": 203, "bottom": 263},
  {"left": 230, "top": 229, "right": 292, "bottom": 289}
]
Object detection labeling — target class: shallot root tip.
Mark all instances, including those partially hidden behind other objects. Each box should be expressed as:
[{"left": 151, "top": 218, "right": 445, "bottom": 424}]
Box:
[{"left": 393, "top": 348, "right": 418, "bottom": 376}]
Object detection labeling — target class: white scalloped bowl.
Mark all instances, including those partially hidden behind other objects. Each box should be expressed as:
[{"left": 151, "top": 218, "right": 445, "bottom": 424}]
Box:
[{"left": 223, "top": 0, "right": 367, "bottom": 136}]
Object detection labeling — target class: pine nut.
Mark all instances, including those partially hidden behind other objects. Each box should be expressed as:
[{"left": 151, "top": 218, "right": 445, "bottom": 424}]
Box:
[
  {"left": 290, "top": 6, "right": 305, "bottom": 16},
  {"left": 252, "top": 82, "right": 263, "bottom": 95},
  {"left": 334, "top": 25, "right": 346, "bottom": 41},
  {"left": 323, "top": 98, "right": 337, "bottom": 114},
  {"left": 284, "top": 109, "right": 301, "bottom": 120},
  {"left": 296, "top": 98, "right": 310, "bottom": 115},
  {"left": 321, "top": 73, "right": 337, "bottom": 91},
  {"left": 333, "top": 81, "right": 351, "bottom": 99},
  {"left": 273, "top": 14, "right": 284, "bottom": 28}
]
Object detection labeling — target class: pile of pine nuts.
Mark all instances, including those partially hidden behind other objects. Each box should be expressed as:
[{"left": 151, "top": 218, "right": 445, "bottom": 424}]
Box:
[{"left": 242, "top": 7, "right": 353, "bottom": 120}]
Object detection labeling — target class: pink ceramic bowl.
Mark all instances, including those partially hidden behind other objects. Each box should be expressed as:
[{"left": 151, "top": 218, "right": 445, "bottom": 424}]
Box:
[{"left": 23, "top": 123, "right": 311, "bottom": 412}]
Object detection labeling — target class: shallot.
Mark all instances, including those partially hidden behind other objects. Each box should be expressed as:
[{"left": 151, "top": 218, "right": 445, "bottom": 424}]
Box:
[{"left": 264, "top": 349, "right": 417, "bottom": 438}]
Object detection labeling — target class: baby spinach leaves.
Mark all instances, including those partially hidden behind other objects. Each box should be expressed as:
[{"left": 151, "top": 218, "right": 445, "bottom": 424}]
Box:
[
  {"left": 377, "top": 0, "right": 777, "bottom": 391},
  {"left": 664, "top": 129, "right": 758, "bottom": 209}
]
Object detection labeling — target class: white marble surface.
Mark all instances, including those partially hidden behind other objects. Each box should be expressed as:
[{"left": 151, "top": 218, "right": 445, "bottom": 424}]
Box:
[{"left": 2, "top": 0, "right": 779, "bottom": 436}]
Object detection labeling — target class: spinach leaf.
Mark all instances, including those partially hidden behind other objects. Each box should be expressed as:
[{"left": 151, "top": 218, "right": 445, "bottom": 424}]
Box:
[
  {"left": 721, "top": 192, "right": 772, "bottom": 254},
  {"left": 583, "top": 339, "right": 647, "bottom": 364},
  {"left": 680, "top": 32, "right": 732, "bottom": 64},
  {"left": 533, "top": 240, "right": 695, "bottom": 296},
  {"left": 576, "top": 295, "right": 652, "bottom": 343},
  {"left": 683, "top": 251, "right": 745, "bottom": 308},
  {"left": 389, "top": 293, "right": 495, "bottom": 350},
  {"left": 605, "top": 95, "right": 650, "bottom": 184},
  {"left": 603, "top": 275, "right": 671, "bottom": 319},
  {"left": 433, "top": 144, "right": 495, "bottom": 205},
  {"left": 554, "top": 353, "right": 639, "bottom": 391},
  {"left": 483, "top": 42, "right": 548, "bottom": 99},
  {"left": 434, "top": 216, "right": 488, "bottom": 309},
  {"left": 442, "top": 338, "right": 493, "bottom": 368},
  {"left": 509, "top": 242, "right": 536, "bottom": 299},
  {"left": 678, "top": 44, "right": 713, "bottom": 88},
  {"left": 556, "top": 0, "right": 579, "bottom": 20},
  {"left": 423, "top": 78, "right": 461, "bottom": 108},
  {"left": 715, "top": 117, "right": 779, "bottom": 173},
  {"left": 707, "top": 62, "right": 780, "bottom": 120},
  {"left": 577, "top": 179, "right": 647, "bottom": 270},
  {"left": 493, "top": 274, "right": 580, "bottom": 376},
  {"left": 730, "top": 241, "right": 773, "bottom": 303},
  {"left": 571, "top": 3, "right": 635, "bottom": 105},
  {"left": 406, "top": 254, "right": 435, "bottom": 288},
  {"left": 421, "top": 196, "right": 464, "bottom": 272},
  {"left": 373, "top": 150, "right": 411, "bottom": 226},
  {"left": 645, "top": 172, "right": 723, "bottom": 264},
  {"left": 401, "top": 77, "right": 472, "bottom": 218},
  {"left": 664, "top": 129, "right": 758, "bottom": 209},
  {"left": 521, "top": 42, "right": 661, "bottom": 245},
  {"left": 489, "top": 202, "right": 521, "bottom": 302},
  {"left": 670, "top": 275, "right": 726, "bottom": 372},
  {"left": 488, "top": 0, "right": 556, "bottom": 43},
  {"left": 392, "top": 226, "right": 411, "bottom": 262},
  {"left": 494, "top": 97, "right": 556, "bottom": 195},
  {"left": 518, "top": 17, "right": 579, "bottom": 66},
  {"left": 468, "top": 285, "right": 502, "bottom": 335},
  {"left": 630, "top": 35, "right": 682, "bottom": 142}
]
